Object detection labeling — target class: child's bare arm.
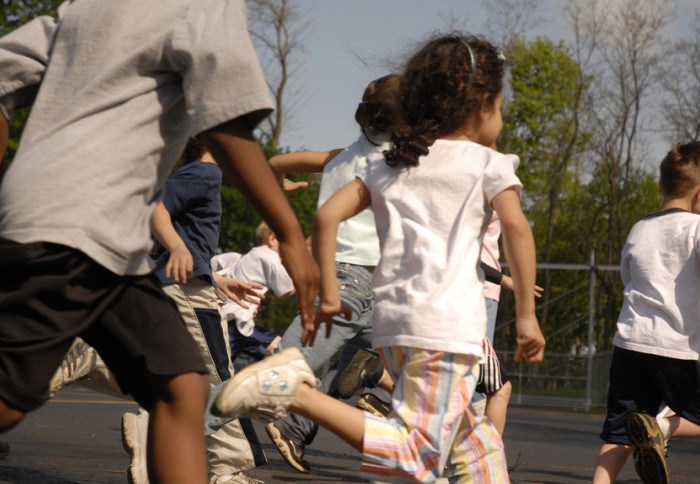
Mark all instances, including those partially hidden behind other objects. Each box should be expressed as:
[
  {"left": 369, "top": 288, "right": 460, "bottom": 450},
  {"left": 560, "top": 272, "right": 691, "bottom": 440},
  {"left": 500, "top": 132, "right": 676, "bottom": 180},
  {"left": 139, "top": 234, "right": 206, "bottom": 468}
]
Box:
[
  {"left": 150, "top": 201, "right": 193, "bottom": 283},
  {"left": 311, "top": 179, "right": 369, "bottom": 340},
  {"left": 269, "top": 149, "right": 343, "bottom": 191},
  {"left": 492, "top": 187, "right": 545, "bottom": 363},
  {"left": 200, "top": 118, "right": 319, "bottom": 345}
]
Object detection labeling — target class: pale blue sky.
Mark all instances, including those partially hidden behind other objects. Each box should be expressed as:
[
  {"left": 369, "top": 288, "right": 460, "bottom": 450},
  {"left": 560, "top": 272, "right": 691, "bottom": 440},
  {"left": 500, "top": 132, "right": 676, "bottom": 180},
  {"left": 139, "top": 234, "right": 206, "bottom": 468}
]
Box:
[{"left": 270, "top": 0, "right": 697, "bottom": 161}]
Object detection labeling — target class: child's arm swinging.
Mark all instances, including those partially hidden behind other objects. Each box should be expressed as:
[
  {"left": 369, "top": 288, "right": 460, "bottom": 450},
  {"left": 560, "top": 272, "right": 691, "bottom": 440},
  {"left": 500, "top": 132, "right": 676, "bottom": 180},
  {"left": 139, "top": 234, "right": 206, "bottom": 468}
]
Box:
[
  {"left": 150, "top": 201, "right": 193, "bottom": 283},
  {"left": 201, "top": 118, "right": 319, "bottom": 346},
  {"left": 269, "top": 149, "right": 343, "bottom": 191},
  {"left": 491, "top": 186, "right": 545, "bottom": 363}
]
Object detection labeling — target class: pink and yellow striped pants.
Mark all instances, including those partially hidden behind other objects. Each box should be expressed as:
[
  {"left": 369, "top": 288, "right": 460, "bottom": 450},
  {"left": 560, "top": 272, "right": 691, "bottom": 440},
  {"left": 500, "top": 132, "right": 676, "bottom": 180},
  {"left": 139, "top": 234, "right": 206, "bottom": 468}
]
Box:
[{"left": 360, "top": 347, "right": 509, "bottom": 483}]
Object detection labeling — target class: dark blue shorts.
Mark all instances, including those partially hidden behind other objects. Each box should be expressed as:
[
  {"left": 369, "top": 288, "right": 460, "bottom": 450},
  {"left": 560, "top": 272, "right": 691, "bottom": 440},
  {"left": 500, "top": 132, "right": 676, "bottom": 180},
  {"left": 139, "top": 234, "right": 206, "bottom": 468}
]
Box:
[{"left": 600, "top": 346, "right": 700, "bottom": 444}]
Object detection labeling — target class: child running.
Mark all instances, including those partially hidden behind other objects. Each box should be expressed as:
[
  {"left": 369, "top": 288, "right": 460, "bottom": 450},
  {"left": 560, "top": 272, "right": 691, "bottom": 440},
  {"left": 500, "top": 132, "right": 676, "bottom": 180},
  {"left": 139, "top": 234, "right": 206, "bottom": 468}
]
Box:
[
  {"left": 213, "top": 221, "right": 295, "bottom": 363},
  {"left": 213, "top": 34, "right": 545, "bottom": 483},
  {"left": 0, "top": 2, "right": 317, "bottom": 483},
  {"left": 591, "top": 141, "right": 700, "bottom": 484}
]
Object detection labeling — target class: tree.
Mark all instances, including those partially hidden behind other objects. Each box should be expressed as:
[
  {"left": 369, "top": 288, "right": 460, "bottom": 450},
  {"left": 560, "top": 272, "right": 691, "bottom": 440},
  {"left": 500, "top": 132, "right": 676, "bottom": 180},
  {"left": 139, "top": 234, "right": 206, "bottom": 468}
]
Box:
[
  {"left": 0, "top": 0, "right": 62, "bottom": 36},
  {"left": 565, "top": 0, "right": 672, "bottom": 348},
  {"left": 498, "top": 36, "right": 591, "bottom": 346},
  {"left": 246, "top": 0, "right": 308, "bottom": 152},
  {"left": 661, "top": 9, "right": 700, "bottom": 142}
]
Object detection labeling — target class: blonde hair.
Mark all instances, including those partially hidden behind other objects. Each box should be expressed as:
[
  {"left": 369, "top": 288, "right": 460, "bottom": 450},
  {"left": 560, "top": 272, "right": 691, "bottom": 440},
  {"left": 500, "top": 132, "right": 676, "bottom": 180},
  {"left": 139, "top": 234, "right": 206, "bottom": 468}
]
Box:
[{"left": 255, "top": 221, "right": 275, "bottom": 246}]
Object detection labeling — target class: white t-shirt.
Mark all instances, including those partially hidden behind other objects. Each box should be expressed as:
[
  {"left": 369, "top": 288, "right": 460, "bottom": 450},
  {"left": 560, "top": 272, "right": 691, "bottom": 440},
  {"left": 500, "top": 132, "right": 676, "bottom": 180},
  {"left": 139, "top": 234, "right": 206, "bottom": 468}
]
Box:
[
  {"left": 214, "top": 246, "right": 294, "bottom": 337},
  {"left": 316, "top": 130, "right": 387, "bottom": 267},
  {"left": 613, "top": 209, "right": 700, "bottom": 360},
  {"left": 358, "top": 140, "right": 522, "bottom": 355},
  {"left": 0, "top": 0, "right": 272, "bottom": 275}
]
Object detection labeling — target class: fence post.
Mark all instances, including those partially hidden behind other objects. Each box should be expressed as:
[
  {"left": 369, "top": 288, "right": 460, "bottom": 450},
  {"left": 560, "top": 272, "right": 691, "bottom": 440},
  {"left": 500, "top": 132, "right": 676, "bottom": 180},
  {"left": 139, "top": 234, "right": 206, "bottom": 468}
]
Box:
[{"left": 585, "top": 249, "right": 596, "bottom": 411}]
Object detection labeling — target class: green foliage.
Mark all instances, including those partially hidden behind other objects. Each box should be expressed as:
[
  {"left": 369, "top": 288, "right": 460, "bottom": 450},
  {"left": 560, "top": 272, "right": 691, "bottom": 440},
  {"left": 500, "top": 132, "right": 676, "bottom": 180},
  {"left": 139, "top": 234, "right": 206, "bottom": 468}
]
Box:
[
  {"left": 0, "top": 0, "right": 63, "bottom": 35},
  {"left": 495, "top": 36, "right": 662, "bottom": 360}
]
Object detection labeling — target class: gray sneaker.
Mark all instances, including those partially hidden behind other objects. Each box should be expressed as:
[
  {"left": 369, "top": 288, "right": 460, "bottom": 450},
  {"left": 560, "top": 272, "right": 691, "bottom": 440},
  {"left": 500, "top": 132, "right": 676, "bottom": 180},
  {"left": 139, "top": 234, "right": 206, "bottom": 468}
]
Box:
[
  {"left": 47, "top": 339, "right": 97, "bottom": 398},
  {"left": 212, "top": 347, "right": 315, "bottom": 423},
  {"left": 337, "top": 348, "right": 384, "bottom": 399},
  {"left": 626, "top": 412, "right": 670, "bottom": 484},
  {"left": 356, "top": 393, "right": 391, "bottom": 418},
  {"left": 121, "top": 411, "right": 149, "bottom": 484}
]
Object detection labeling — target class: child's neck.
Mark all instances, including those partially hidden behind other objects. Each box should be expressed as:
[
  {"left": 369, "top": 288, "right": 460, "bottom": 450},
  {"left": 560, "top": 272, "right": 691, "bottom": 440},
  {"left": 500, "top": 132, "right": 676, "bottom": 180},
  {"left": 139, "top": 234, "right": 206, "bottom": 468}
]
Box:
[{"left": 660, "top": 196, "right": 692, "bottom": 212}]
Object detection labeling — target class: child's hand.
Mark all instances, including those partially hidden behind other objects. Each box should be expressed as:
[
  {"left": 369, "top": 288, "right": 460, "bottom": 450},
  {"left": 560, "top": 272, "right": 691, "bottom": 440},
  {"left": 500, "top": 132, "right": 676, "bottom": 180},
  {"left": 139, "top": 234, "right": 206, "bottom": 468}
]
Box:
[
  {"left": 501, "top": 274, "right": 543, "bottom": 298},
  {"left": 165, "top": 245, "right": 193, "bottom": 283},
  {"left": 514, "top": 315, "right": 545, "bottom": 363},
  {"left": 219, "top": 277, "right": 264, "bottom": 309},
  {"left": 281, "top": 176, "right": 309, "bottom": 192},
  {"left": 311, "top": 299, "right": 352, "bottom": 345}
]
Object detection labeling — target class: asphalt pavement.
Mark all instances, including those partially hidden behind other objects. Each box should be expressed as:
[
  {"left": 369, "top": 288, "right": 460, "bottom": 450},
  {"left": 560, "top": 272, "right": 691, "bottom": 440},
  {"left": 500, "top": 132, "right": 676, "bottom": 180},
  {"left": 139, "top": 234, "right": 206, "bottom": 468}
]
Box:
[{"left": 1, "top": 385, "right": 699, "bottom": 484}]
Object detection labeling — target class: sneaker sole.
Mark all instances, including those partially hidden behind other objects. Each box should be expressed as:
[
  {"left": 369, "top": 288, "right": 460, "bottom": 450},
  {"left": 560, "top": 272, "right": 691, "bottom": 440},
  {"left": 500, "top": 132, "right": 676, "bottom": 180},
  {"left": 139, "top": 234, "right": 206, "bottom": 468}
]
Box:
[
  {"left": 121, "top": 413, "right": 148, "bottom": 484},
  {"left": 212, "top": 347, "right": 310, "bottom": 418},
  {"left": 264, "top": 423, "right": 311, "bottom": 473},
  {"left": 626, "top": 413, "right": 670, "bottom": 484},
  {"left": 337, "top": 350, "right": 382, "bottom": 399}
]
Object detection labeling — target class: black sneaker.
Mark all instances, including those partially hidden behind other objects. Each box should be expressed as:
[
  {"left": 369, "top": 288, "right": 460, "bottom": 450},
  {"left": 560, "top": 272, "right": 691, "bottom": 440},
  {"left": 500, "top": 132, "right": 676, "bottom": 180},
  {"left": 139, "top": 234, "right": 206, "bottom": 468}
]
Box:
[
  {"left": 356, "top": 393, "right": 391, "bottom": 418},
  {"left": 0, "top": 441, "right": 9, "bottom": 458},
  {"left": 626, "top": 412, "right": 670, "bottom": 484},
  {"left": 337, "top": 349, "right": 384, "bottom": 399},
  {"left": 265, "top": 422, "right": 310, "bottom": 473}
]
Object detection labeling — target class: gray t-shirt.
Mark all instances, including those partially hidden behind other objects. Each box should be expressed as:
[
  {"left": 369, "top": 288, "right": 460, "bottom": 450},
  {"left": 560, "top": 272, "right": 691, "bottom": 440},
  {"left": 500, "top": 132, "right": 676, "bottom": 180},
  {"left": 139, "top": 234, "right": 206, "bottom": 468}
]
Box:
[{"left": 0, "top": 0, "right": 273, "bottom": 275}]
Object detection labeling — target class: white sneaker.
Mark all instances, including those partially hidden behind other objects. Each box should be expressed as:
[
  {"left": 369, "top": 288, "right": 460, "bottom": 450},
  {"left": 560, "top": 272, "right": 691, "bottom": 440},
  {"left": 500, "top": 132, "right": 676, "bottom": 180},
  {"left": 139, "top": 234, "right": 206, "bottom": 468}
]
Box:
[
  {"left": 121, "top": 410, "right": 150, "bottom": 484},
  {"left": 47, "top": 339, "right": 97, "bottom": 398},
  {"left": 212, "top": 347, "right": 315, "bottom": 423},
  {"left": 209, "top": 472, "right": 264, "bottom": 484}
]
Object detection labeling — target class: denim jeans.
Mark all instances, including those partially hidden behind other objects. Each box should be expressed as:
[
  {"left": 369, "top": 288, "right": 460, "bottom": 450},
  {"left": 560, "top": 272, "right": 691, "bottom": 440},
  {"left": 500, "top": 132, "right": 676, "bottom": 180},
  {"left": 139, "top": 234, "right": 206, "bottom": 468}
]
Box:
[{"left": 277, "top": 262, "right": 375, "bottom": 371}]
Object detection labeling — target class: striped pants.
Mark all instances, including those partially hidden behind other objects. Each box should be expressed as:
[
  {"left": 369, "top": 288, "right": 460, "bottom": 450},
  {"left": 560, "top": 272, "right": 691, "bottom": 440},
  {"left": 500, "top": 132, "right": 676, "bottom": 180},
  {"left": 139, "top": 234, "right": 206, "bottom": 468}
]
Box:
[{"left": 360, "top": 347, "right": 509, "bottom": 483}]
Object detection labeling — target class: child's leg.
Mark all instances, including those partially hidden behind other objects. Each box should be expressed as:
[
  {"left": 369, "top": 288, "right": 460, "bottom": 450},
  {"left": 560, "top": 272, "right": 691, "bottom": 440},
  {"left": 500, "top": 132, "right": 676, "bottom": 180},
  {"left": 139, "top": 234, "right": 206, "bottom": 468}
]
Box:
[
  {"left": 0, "top": 401, "right": 24, "bottom": 432},
  {"left": 149, "top": 372, "right": 210, "bottom": 484},
  {"left": 290, "top": 383, "right": 365, "bottom": 450},
  {"left": 486, "top": 380, "right": 512, "bottom": 436},
  {"left": 214, "top": 346, "right": 495, "bottom": 482},
  {"left": 592, "top": 443, "right": 634, "bottom": 484}
]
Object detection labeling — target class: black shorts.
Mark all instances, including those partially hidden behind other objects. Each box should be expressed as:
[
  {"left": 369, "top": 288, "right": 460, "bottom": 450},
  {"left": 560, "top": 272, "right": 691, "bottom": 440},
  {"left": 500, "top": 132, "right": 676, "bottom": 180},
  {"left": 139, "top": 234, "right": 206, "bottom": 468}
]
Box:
[
  {"left": 0, "top": 238, "right": 207, "bottom": 412},
  {"left": 600, "top": 346, "right": 700, "bottom": 444}
]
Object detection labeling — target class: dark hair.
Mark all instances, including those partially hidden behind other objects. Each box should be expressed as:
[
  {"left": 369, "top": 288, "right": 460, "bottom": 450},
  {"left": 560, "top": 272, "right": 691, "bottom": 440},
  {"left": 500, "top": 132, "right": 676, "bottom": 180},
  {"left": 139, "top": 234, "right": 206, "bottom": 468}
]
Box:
[
  {"left": 354, "top": 74, "right": 402, "bottom": 144},
  {"left": 659, "top": 141, "right": 700, "bottom": 196},
  {"left": 183, "top": 137, "right": 208, "bottom": 162},
  {"left": 384, "top": 34, "right": 505, "bottom": 167}
]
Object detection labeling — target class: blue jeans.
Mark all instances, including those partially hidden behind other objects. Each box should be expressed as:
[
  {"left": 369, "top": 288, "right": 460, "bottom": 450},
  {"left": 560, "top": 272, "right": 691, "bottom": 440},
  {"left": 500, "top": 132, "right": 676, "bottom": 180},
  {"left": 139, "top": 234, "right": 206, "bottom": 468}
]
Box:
[{"left": 277, "top": 262, "right": 375, "bottom": 371}]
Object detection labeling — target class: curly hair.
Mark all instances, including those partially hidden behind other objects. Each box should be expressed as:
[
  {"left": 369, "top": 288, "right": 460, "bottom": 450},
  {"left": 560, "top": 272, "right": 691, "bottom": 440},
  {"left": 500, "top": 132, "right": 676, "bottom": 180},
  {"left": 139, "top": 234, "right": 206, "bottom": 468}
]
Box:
[
  {"left": 660, "top": 141, "right": 700, "bottom": 197},
  {"left": 384, "top": 34, "right": 505, "bottom": 168},
  {"left": 354, "top": 74, "right": 402, "bottom": 144}
]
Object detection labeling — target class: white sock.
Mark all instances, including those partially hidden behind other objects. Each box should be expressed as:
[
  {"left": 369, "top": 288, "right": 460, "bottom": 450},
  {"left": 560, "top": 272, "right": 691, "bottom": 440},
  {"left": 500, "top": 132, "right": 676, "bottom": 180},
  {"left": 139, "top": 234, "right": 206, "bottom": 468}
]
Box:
[{"left": 656, "top": 416, "right": 672, "bottom": 442}]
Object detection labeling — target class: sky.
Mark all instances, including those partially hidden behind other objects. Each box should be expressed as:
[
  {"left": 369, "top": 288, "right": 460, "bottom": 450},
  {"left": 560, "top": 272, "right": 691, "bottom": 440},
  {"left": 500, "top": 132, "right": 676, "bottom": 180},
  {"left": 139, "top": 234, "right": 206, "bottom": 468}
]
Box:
[{"left": 263, "top": 0, "right": 697, "bottom": 159}]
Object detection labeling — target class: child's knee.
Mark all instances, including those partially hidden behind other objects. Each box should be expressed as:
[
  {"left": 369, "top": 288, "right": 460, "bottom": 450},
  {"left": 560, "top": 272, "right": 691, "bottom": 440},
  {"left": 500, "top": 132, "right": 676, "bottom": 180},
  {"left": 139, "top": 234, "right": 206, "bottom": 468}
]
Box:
[
  {"left": 499, "top": 380, "right": 512, "bottom": 400},
  {"left": 154, "top": 372, "right": 209, "bottom": 408},
  {"left": 0, "top": 401, "right": 25, "bottom": 432}
]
